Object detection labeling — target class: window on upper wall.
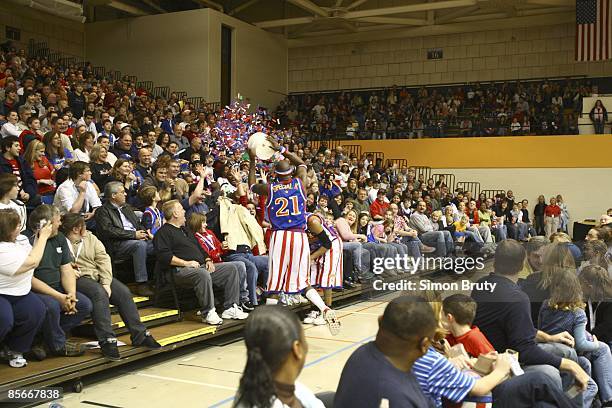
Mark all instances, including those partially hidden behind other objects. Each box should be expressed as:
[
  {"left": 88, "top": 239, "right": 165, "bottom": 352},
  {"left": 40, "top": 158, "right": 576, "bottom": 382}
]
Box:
[{"left": 6, "top": 26, "right": 20, "bottom": 41}]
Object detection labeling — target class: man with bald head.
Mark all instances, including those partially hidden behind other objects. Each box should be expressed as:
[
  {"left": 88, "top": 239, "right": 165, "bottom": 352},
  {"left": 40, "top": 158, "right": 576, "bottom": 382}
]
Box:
[{"left": 249, "top": 137, "right": 340, "bottom": 334}]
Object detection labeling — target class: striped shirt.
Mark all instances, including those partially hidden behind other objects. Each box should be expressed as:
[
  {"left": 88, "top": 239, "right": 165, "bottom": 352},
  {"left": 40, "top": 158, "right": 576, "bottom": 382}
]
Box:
[{"left": 412, "top": 347, "right": 476, "bottom": 408}]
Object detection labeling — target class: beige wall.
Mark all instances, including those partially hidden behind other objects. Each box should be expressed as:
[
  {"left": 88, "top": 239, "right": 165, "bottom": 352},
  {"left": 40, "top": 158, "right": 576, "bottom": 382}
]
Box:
[
  {"left": 288, "top": 23, "right": 612, "bottom": 93},
  {"left": 0, "top": 1, "right": 84, "bottom": 58},
  {"left": 85, "top": 10, "right": 210, "bottom": 98},
  {"left": 437, "top": 168, "right": 612, "bottom": 234},
  {"left": 85, "top": 9, "right": 287, "bottom": 109}
]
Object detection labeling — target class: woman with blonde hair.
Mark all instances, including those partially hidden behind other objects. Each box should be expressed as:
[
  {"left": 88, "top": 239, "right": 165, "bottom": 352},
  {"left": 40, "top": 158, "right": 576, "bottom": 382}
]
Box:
[
  {"left": 538, "top": 242, "right": 576, "bottom": 292},
  {"left": 556, "top": 195, "right": 569, "bottom": 234},
  {"left": 89, "top": 144, "right": 112, "bottom": 190},
  {"left": 23, "top": 140, "right": 55, "bottom": 203}
]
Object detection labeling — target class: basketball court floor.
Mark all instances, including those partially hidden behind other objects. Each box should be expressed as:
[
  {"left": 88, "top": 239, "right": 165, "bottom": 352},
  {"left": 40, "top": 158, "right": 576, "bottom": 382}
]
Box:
[{"left": 33, "top": 263, "right": 493, "bottom": 408}]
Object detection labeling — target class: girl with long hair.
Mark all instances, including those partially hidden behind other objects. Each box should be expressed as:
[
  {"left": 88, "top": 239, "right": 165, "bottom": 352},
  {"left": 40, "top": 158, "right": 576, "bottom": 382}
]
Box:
[
  {"left": 24, "top": 140, "right": 56, "bottom": 202},
  {"left": 233, "top": 306, "right": 324, "bottom": 408}
]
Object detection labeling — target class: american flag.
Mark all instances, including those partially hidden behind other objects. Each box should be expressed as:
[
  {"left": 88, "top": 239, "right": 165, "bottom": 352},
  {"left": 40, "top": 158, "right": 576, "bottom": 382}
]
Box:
[{"left": 576, "top": 0, "right": 611, "bottom": 61}]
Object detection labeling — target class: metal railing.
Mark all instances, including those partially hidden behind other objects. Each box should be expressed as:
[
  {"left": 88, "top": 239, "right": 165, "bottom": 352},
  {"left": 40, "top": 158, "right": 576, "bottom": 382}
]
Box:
[{"left": 456, "top": 181, "right": 481, "bottom": 197}]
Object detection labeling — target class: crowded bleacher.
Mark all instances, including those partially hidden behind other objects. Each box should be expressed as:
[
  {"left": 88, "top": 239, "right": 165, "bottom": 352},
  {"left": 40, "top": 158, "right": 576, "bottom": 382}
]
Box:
[{"left": 1, "top": 39, "right": 612, "bottom": 408}]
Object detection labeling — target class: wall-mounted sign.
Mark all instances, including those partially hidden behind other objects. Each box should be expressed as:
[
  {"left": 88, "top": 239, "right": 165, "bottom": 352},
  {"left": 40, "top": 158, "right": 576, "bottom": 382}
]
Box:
[{"left": 427, "top": 48, "right": 443, "bottom": 60}]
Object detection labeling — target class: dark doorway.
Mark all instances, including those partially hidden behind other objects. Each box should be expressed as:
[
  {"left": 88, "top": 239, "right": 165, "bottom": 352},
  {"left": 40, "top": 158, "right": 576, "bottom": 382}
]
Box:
[{"left": 221, "top": 25, "right": 233, "bottom": 106}]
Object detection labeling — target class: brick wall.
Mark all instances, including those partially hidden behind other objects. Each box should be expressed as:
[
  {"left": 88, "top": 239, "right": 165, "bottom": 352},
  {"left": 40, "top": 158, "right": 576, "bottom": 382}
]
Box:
[{"left": 288, "top": 23, "right": 611, "bottom": 92}]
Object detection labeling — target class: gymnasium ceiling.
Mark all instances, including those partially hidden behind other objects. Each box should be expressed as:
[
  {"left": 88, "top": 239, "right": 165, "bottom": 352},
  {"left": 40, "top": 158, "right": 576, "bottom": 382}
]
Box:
[{"left": 25, "top": 0, "right": 577, "bottom": 45}]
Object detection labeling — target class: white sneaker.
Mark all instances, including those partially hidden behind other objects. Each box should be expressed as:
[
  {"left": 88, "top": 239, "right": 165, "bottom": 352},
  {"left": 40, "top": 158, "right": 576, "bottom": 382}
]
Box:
[
  {"left": 312, "top": 314, "right": 327, "bottom": 326},
  {"left": 203, "top": 309, "right": 223, "bottom": 325},
  {"left": 296, "top": 294, "right": 309, "bottom": 304},
  {"left": 323, "top": 309, "right": 341, "bottom": 336},
  {"left": 8, "top": 352, "right": 27, "bottom": 368},
  {"left": 221, "top": 304, "right": 249, "bottom": 320},
  {"left": 303, "top": 311, "right": 319, "bottom": 324}
]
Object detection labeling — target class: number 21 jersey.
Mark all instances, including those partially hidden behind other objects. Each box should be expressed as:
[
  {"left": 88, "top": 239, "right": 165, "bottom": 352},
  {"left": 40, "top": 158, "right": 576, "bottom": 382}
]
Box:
[{"left": 265, "top": 178, "right": 307, "bottom": 231}]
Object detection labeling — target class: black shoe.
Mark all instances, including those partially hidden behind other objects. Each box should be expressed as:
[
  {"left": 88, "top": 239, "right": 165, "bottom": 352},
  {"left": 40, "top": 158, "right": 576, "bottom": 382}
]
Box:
[
  {"left": 100, "top": 339, "right": 121, "bottom": 361},
  {"left": 52, "top": 341, "right": 86, "bottom": 357},
  {"left": 343, "top": 280, "right": 357, "bottom": 289},
  {"left": 25, "top": 344, "right": 47, "bottom": 361},
  {"left": 135, "top": 334, "right": 162, "bottom": 350},
  {"left": 240, "top": 301, "right": 255, "bottom": 312}
]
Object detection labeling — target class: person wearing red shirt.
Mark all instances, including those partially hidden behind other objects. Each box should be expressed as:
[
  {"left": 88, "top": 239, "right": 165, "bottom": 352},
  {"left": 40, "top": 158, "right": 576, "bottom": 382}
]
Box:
[
  {"left": 369, "top": 189, "right": 390, "bottom": 221},
  {"left": 188, "top": 212, "right": 254, "bottom": 311},
  {"left": 24, "top": 140, "right": 56, "bottom": 203},
  {"left": 544, "top": 197, "right": 561, "bottom": 238},
  {"left": 442, "top": 294, "right": 495, "bottom": 358}
]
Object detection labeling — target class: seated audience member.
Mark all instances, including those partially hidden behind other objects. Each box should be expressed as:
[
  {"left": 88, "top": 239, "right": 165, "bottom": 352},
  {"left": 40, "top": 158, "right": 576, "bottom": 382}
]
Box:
[
  {"left": 72, "top": 131, "right": 94, "bottom": 163},
  {"left": 0, "top": 173, "right": 27, "bottom": 232},
  {"left": 43, "top": 130, "right": 73, "bottom": 170},
  {"left": 153, "top": 200, "right": 247, "bottom": 325},
  {"left": 0, "top": 136, "right": 40, "bottom": 207},
  {"left": 139, "top": 186, "right": 163, "bottom": 236},
  {"left": 471, "top": 240, "right": 591, "bottom": 403},
  {"left": 442, "top": 293, "right": 494, "bottom": 358},
  {"left": 188, "top": 212, "right": 253, "bottom": 310},
  {"left": 410, "top": 201, "right": 454, "bottom": 257},
  {"left": 579, "top": 265, "right": 612, "bottom": 348},
  {"left": 133, "top": 147, "right": 153, "bottom": 185},
  {"left": 334, "top": 209, "right": 373, "bottom": 281},
  {"left": 0, "top": 209, "right": 51, "bottom": 367},
  {"left": 60, "top": 213, "right": 161, "bottom": 360},
  {"left": 549, "top": 232, "right": 582, "bottom": 266},
  {"left": 335, "top": 296, "right": 435, "bottom": 408},
  {"left": 538, "top": 268, "right": 612, "bottom": 406},
  {"left": 24, "top": 140, "right": 55, "bottom": 204},
  {"left": 142, "top": 160, "right": 176, "bottom": 202},
  {"left": 94, "top": 182, "right": 155, "bottom": 296},
  {"left": 108, "top": 159, "right": 139, "bottom": 206},
  {"left": 167, "top": 159, "right": 189, "bottom": 200},
  {"left": 579, "top": 239, "right": 611, "bottom": 276},
  {"left": 96, "top": 135, "right": 117, "bottom": 166},
  {"left": 89, "top": 144, "right": 112, "bottom": 191},
  {"left": 53, "top": 161, "right": 101, "bottom": 223},
  {"left": 233, "top": 306, "right": 325, "bottom": 408},
  {"left": 28, "top": 205, "right": 92, "bottom": 358},
  {"left": 518, "top": 236, "right": 550, "bottom": 324}
]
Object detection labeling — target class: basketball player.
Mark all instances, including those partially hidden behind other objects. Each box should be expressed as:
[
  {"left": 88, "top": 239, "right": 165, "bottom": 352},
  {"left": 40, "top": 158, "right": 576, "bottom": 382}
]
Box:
[
  {"left": 303, "top": 211, "right": 343, "bottom": 330},
  {"left": 248, "top": 137, "right": 340, "bottom": 335}
]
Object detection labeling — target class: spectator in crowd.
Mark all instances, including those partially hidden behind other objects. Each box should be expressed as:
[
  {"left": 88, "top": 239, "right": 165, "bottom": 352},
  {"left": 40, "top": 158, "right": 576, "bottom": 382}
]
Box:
[
  {"left": 534, "top": 195, "right": 547, "bottom": 236},
  {"left": 1, "top": 110, "right": 20, "bottom": 138},
  {"left": 0, "top": 209, "right": 51, "bottom": 368},
  {"left": 94, "top": 182, "right": 155, "bottom": 297},
  {"left": 28, "top": 205, "right": 91, "bottom": 358},
  {"left": 95, "top": 134, "right": 117, "bottom": 166},
  {"left": 0, "top": 173, "right": 27, "bottom": 232},
  {"left": 538, "top": 268, "right": 612, "bottom": 406},
  {"left": 108, "top": 159, "right": 139, "bottom": 206},
  {"left": 335, "top": 296, "right": 435, "bottom": 408},
  {"left": 234, "top": 306, "right": 325, "bottom": 408},
  {"left": 60, "top": 213, "right": 161, "bottom": 360},
  {"left": 518, "top": 236, "right": 550, "bottom": 324},
  {"left": 410, "top": 201, "right": 454, "bottom": 257},
  {"left": 556, "top": 195, "right": 569, "bottom": 234},
  {"left": 442, "top": 293, "right": 494, "bottom": 358},
  {"left": 89, "top": 144, "right": 112, "bottom": 190},
  {"left": 53, "top": 161, "right": 101, "bottom": 223},
  {"left": 589, "top": 100, "right": 608, "bottom": 134},
  {"left": 579, "top": 265, "right": 612, "bottom": 348},
  {"left": 544, "top": 197, "right": 561, "bottom": 238},
  {"left": 153, "top": 200, "right": 247, "bottom": 325},
  {"left": 471, "top": 240, "right": 592, "bottom": 405},
  {"left": 72, "top": 131, "right": 94, "bottom": 163},
  {"left": 42, "top": 131, "right": 72, "bottom": 171},
  {"left": 0, "top": 136, "right": 39, "bottom": 207},
  {"left": 24, "top": 140, "right": 55, "bottom": 204}
]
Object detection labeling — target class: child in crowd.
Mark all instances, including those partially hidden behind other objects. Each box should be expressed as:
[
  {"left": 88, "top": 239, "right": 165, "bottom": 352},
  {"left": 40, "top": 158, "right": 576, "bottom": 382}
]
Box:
[
  {"left": 538, "top": 268, "right": 612, "bottom": 407},
  {"left": 442, "top": 293, "right": 495, "bottom": 358},
  {"left": 139, "top": 186, "right": 163, "bottom": 237}
]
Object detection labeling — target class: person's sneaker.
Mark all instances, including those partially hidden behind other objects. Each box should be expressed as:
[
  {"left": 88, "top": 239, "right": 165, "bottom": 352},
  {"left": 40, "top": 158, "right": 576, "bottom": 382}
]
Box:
[
  {"left": 135, "top": 332, "right": 162, "bottom": 350},
  {"left": 312, "top": 313, "right": 327, "bottom": 326},
  {"left": 52, "top": 341, "right": 86, "bottom": 357},
  {"left": 420, "top": 245, "right": 436, "bottom": 254},
  {"left": 203, "top": 309, "right": 223, "bottom": 325},
  {"left": 240, "top": 301, "right": 255, "bottom": 312},
  {"left": 303, "top": 310, "right": 319, "bottom": 324},
  {"left": 221, "top": 304, "right": 249, "bottom": 320},
  {"left": 100, "top": 339, "right": 121, "bottom": 361},
  {"left": 7, "top": 352, "right": 27, "bottom": 368},
  {"left": 135, "top": 283, "right": 155, "bottom": 297},
  {"left": 323, "top": 309, "right": 341, "bottom": 336},
  {"left": 296, "top": 294, "right": 309, "bottom": 304}
]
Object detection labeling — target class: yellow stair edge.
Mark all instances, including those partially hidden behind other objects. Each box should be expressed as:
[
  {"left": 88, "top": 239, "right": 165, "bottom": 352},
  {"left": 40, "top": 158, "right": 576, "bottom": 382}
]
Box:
[
  {"left": 157, "top": 326, "right": 218, "bottom": 346},
  {"left": 115, "top": 309, "right": 179, "bottom": 329}
]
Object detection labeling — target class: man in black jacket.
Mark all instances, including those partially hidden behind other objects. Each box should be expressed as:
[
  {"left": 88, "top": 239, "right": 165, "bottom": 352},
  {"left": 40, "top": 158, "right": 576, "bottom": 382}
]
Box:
[
  {"left": 94, "top": 181, "right": 155, "bottom": 296},
  {"left": 0, "top": 136, "right": 40, "bottom": 207}
]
